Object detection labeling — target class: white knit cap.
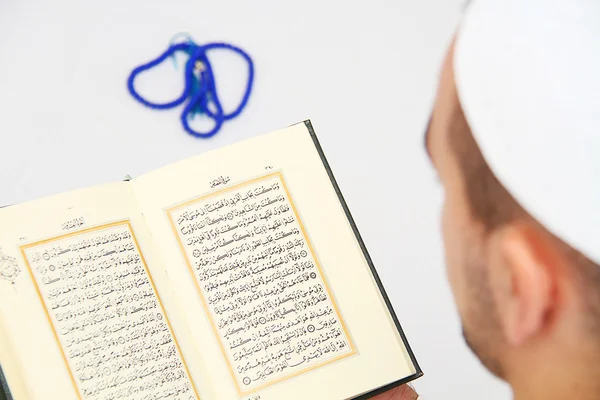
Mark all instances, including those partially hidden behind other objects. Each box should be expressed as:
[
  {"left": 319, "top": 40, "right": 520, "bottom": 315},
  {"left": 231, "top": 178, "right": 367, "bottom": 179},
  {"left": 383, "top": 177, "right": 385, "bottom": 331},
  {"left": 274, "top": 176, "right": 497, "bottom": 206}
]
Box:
[{"left": 454, "top": 0, "right": 600, "bottom": 264}]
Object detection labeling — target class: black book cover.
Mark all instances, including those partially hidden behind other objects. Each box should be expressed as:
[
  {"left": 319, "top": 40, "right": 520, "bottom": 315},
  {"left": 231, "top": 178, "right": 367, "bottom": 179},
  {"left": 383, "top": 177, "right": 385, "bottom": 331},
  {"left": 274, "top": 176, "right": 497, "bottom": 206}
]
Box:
[{"left": 301, "top": 120, "right": 423, "bottom": 399}]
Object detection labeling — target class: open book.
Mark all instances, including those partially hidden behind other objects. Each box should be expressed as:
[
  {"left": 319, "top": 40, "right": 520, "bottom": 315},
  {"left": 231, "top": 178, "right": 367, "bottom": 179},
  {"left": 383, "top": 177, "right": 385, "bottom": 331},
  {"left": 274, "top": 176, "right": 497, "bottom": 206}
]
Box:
[{"left": 0, "top": 121, "right": 421, "bottom": 400}]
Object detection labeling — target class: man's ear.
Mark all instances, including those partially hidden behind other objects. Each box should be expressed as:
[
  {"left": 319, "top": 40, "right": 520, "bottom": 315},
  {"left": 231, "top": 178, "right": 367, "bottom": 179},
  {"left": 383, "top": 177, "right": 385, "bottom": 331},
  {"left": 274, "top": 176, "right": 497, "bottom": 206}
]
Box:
[{"left": 488, "top": 223, "right": 561, "bottom": 346}]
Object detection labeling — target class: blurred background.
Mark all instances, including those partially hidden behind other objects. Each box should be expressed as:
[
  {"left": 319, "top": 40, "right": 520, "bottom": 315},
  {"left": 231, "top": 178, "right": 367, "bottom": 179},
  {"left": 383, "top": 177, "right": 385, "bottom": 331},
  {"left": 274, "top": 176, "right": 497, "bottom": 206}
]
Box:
[{"left": 0, "top": 0, "right": 510, "bottom": 398}]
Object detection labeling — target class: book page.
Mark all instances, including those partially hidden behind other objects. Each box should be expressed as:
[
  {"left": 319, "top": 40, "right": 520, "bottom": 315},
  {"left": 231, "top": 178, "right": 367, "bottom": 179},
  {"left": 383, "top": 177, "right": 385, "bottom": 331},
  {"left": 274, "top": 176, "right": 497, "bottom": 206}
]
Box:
[
  {"left": 0, "top": 183, "right": 210, "bottom": 400},
  {"left": 166, "top": 172, "right": 355, "bottom": 393},
  {"left": 132, "top": 122, "right": 418, "bottom": 400}
]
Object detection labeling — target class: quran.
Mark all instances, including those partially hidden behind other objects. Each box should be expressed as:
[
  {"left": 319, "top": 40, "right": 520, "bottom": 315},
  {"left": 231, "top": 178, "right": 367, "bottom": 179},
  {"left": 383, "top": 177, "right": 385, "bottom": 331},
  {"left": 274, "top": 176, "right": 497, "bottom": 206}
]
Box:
[{"left": 0, "top": 121, "right": 421, "bottom": 400}]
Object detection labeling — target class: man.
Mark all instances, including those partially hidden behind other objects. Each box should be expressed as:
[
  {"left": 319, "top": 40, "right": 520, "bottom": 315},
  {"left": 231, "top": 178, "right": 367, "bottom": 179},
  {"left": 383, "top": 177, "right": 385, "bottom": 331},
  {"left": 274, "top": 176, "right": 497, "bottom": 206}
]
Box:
[{"left": 374, "top": 0, "right": 600, "bottom": 399}]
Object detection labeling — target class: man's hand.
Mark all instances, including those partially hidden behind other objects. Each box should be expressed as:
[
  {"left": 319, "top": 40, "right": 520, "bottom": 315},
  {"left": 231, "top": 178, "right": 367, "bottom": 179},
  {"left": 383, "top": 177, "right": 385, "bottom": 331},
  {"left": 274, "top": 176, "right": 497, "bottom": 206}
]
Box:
[{"left": 371, "top": 384, "right": 418, "bottom": 400}]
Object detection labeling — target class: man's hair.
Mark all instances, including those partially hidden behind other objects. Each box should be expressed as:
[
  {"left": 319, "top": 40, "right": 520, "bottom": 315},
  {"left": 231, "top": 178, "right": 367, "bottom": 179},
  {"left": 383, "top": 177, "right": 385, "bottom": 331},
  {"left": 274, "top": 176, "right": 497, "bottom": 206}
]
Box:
[
  {"left": 447, "top": 105, "right": 523, "bottom": 231},
  {"left": 448, "top": 102, "right": 600, "bottom": 330}
]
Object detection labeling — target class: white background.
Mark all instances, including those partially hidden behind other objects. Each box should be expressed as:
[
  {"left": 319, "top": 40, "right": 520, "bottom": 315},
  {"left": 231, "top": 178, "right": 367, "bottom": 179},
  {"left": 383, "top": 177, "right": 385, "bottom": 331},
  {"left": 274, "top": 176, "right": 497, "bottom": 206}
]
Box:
[{"left": 0, "top": 0, "right": 510, "bottom": 399}]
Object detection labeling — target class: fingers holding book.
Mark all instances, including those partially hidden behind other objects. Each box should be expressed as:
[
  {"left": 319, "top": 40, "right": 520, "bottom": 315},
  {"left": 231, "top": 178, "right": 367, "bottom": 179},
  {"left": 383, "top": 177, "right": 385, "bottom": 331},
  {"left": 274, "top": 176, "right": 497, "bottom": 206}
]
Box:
[{"left": 371, "top": 384, "right": 419, "bottom": 400}]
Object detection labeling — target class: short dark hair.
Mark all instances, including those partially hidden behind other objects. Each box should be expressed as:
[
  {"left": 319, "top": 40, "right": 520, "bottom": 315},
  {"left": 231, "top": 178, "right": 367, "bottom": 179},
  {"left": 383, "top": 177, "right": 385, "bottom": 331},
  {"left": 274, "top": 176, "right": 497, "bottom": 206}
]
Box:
[
  {"left": 447, "top": 105, "right": 524, "bottom": 231},
  {"left": 449, "top": 102, "right": 600, "bottom": 331}
]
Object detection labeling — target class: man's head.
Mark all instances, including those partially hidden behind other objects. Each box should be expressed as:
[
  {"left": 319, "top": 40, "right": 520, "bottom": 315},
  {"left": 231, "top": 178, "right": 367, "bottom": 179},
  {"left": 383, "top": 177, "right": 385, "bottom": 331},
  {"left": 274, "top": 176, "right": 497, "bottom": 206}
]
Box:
[{"left": 427, "top": 0, "right": 600, "bottom": 384}]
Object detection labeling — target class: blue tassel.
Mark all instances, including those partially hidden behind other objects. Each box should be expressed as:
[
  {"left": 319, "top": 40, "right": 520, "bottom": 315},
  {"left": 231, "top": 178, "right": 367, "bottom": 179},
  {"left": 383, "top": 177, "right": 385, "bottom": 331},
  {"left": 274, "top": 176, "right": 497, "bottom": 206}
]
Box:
[{"left": 127, "top": 36, "right": 254, "bottom": 138}]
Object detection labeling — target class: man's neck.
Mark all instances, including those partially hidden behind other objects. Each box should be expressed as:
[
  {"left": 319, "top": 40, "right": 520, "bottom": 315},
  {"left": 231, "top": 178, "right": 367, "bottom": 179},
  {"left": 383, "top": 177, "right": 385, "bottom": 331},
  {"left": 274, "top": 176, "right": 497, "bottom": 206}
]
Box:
[
  {"left": 513, "top": 384, "right": 600, "bottom": 400},
  {"left": 509, "top": 355, "right": 600, "bottom": 400}
]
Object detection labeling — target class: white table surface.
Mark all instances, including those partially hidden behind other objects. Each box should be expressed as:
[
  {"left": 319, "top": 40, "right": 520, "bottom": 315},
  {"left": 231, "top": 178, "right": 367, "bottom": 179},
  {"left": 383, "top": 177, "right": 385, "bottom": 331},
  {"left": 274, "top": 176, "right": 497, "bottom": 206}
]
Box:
[{"left": 0, "top": 0, "right": 511, "bottom": 398}]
